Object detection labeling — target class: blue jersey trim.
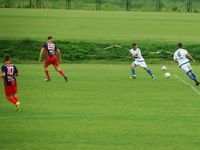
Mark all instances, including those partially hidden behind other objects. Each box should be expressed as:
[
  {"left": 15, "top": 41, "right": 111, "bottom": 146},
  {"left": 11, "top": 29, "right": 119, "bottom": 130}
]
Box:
[
  {"left": 180, "top": 61, "right": 190, "bottom": 67},
  {"left": 136, "top": 60, "right": 144, "bottom": 62}
]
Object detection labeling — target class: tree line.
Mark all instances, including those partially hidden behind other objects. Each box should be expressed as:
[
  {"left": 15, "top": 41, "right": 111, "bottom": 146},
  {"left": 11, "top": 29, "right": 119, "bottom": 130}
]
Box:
[{"left": 2, "top": 0, "right": 194, "bottom": 12}]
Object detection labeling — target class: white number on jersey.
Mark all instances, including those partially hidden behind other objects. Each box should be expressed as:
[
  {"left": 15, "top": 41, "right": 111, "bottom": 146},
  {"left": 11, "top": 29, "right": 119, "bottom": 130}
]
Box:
[{"left": 7, "top": 66, "right": 14, "bottom": 75}]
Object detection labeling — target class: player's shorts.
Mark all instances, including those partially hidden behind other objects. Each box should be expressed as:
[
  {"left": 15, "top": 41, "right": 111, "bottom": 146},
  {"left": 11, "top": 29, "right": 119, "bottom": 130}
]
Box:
[
  {"left": 180, "top": 62, "right": 192, "bottom": 74},
  {"left": 133, "top": 60, "right": 147, "bottom": 68},
  {"left": 4, "top": 85, "right": 17, "bottom": 97},
  {"left": 45, "top": 56, "right": 59, "bottom": 67}
]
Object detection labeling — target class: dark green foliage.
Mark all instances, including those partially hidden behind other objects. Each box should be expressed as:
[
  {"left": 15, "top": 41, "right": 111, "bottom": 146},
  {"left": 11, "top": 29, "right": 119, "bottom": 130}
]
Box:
[
  {"left": 0, "top": 0, "right": 200, "bottom": 12},
  {"left": 1, "top": 40, "right": 200, "bottom": 63}
]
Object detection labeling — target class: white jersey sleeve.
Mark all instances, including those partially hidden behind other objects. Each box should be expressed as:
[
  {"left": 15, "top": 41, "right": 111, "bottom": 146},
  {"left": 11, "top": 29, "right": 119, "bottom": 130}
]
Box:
[
  {"left": 174, "top": 49, "right": 189, "bottom": 66},
  {"left": 129, "top": 48, "right": 144, "bottom": 61}
]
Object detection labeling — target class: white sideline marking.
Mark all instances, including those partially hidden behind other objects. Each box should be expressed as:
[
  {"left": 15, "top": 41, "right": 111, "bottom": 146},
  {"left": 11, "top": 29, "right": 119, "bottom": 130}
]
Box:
[{"left": 174, "top": 75, "right": 200, "bottom": 96}]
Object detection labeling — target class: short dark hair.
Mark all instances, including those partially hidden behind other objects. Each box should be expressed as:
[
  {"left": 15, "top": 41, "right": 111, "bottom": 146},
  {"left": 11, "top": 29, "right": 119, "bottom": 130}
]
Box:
[
  {"left": 132, "top": 43, "right": 137, "bottom": 47},
  {"left": 5, "top": 54, "right": 10, "bottom": 61},
  {"left": 178, "top": 43, "right": 183, "bottom": 48},
  {"left": 48, "top": 36, "right": 53, "bottom": 40}
]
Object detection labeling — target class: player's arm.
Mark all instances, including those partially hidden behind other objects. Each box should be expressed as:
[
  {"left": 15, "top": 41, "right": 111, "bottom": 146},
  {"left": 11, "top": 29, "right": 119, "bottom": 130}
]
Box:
[
  {"left": 14, "top": 66, "right": 19, "bottom": 76},
  {"left": 38, "top": 48, "right": 45, "bottom": 63},
  {"left": 1, "top": 66, "right": 6, "bottom": 78},
  {"left": 1, "top": 72, "right": 5, "bottom": 78},
  {"left": 186, "top": 53, "right": 196, "bottom": 62},
  {"left": 173, "top": 54, "right": 178, "bottom": 63},
  {"left": 57, "top": 48, "right": 62, "bottom": 62}
]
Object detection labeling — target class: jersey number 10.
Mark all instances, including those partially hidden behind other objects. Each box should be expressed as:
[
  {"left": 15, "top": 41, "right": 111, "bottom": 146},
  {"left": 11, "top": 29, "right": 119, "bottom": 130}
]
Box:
[{"left": 7, "top": 67, "right": 14, "bottom": 75}]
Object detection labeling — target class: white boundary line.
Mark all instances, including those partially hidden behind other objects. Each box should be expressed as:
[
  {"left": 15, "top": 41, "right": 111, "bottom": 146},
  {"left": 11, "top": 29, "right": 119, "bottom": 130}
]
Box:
[{"left": 174, "top": 74, "right": 200, "bottom": 96}]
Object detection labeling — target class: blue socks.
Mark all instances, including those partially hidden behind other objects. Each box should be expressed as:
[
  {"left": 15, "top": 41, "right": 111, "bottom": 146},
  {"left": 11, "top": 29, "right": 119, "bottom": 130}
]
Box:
[
  {"left": 189, "top": 74, "right": 196, "bottom": 80},
  {"left": 147, "top": 69, "right": 153, "bottom": 76},
  {"left": 131, "top": 68, "right": 154, "bottom": 77},
  {"left": 131, "top": 69, "right": 135, "bottom": 76}
]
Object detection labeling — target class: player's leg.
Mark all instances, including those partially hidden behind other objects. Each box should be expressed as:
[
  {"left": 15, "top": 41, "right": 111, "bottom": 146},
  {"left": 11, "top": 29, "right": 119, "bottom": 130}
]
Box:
[
  {"left": 7, "top": 95, "right": 18, "bottom": 105},
  {"left": 130, "top": 62, "right": 137, "bottom": 79},
  {"left": 13, "top": 85, "right": 20, "bottom": 111},
  {"left": 44, "top": 64, "right": 51, "bottom": 81},
  {"left": 187, "top": 71, "right": 199, "bottom": 86},
  {"left": 13, "top": 94, "right": 20, "bottom": 111},
  {"left": 54, "top": 64, "right": 68, "bottom": 82},
  {"left": 182, "top": 64, "right": 199, "bottom": 86},
  {"left": 141, "top": 62, "right": 155, "bottom": 79},
  {"left": 5, "top": 86, "right": 17, "bottom": 104}
]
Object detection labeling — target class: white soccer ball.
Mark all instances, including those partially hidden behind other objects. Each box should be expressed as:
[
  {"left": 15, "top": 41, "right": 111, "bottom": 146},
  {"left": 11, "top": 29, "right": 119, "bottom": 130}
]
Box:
[
  {"left": 165, "top": 72, "right": 171, "bottom": 79},
  {"left": 161, "top": 66, "right": 167, "bottom": 71}
]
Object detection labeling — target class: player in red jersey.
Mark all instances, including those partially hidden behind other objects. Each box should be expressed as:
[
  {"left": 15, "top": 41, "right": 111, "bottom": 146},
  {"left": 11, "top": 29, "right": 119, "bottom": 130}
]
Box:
[
  {"left": 38, "top": 36, "right": 68, "bottom": 82},
  {"left": 1, "top": 55, "right": 20, "bottom": 111}
]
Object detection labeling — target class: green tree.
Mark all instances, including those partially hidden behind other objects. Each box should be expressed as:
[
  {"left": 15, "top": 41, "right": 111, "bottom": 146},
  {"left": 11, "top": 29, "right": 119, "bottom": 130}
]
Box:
[
  {"left": 156, "top": 0, "right": 162, "bottom": 12},
  {"left": 187, "top": 0, "right": 192, "bottom": 12},
  {"left": 4, "top": 0, "right": 11, "bottom": 8},
  {"left": 30, "top": 0, "right": 32, "bottom": 8},
  {"left": 124, "top": 0, "right": 131, "bottom": 11},
  {"left": 96, "top": 0, "right": 101, "bottom": 10},
  {"left": 65, "top": 0, "right": 71, "bottom": 9},
  {"left": 36, "top": 0, "right": 42, "bottom": 8}
]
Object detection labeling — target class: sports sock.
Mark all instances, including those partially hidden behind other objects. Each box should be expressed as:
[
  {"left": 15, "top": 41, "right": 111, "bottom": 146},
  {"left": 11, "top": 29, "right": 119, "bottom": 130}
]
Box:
[
  {"left": 131, "top": 69, "right": 135, "bottom": 76},
  {"left": 58, "top": 70, "right": 65, "bottom": 76},
  {"left": 189, "top": 74, "right": 196, "bottom": 80},
  {"left": 192, "top": 73, "right": 196, "bottom": 79},
  {"left": 7, "top": 97, "right": 18, "bottom": 105},
  {"left": 45, "top": 70, "right": 50, "bottom": 79},
  {"left": 14, "top": 97, "right": 19, "bottom": 103},
  {"left": 147, "top": 69, "right": 153, "bottom": 76}
]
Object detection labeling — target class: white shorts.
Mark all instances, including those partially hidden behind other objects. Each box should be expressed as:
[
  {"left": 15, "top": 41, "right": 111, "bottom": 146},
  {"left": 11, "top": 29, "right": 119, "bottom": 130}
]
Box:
[
  {"left": 180, "top": 62, "right": 192, "bottom": 74},
  {"left": 133, "top": 60, "right": 147, "bottom": 68}
]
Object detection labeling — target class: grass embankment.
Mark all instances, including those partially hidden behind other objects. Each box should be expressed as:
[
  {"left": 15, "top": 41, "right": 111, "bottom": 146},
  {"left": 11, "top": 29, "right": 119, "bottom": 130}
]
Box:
[
  {"left": 1, "top": 40, "right": 200, "bottom": 63},
  {"left": 1, "top": 9, "right": 200, "bottom": 62},
  {"left": 1, "top": 64, "right": 200, "bottom": 150}
]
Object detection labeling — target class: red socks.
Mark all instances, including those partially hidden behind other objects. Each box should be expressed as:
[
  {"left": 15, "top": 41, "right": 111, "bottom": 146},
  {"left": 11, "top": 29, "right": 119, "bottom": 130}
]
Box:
[
  {"left": 58, "top": 70, "right": 65, "bottom": 76},
  {"left": 45, "top": 70, "right": 50, "bottom": 79},
  {"left": 7, "top": 97, "right": 18, "bottom": 105},
  {"left": 45, "top": 69, "right": 65, "bottom": 78}
]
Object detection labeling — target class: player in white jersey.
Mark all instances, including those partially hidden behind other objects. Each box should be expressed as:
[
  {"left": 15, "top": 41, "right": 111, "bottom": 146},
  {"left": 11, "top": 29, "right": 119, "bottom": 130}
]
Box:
[
  {"left": 129, "top": 43, "right": 155, "bottom": 79},
  {"left": 174, "top": 43, "right": 200, "bottom": 86}
]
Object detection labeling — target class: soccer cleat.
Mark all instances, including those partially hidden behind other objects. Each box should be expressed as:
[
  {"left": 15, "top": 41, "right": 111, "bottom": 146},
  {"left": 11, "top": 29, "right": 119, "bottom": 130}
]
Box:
[
  {"left": 129, "top": 76, "right": 136, "bottom": 79},
  {"left": 15, "top": 102, "right": 20, "bottom": 111},
  {"left": 44, "top": 78, "right": 51, "bottom": 82},
  {"left": 152, "top": 75, "right": 156, "bottom": 80},
  {"left": 64, "top": 76, "right": 68, "bottom": 82},
  {"left": 195, "top": 81, "right": 200, "bottom": 86}
]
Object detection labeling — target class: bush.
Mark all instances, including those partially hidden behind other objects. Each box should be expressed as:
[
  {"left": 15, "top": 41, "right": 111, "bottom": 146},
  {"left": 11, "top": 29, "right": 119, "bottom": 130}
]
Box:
[{"left": 0, "top": 40, "right": 200, "bottom": 63}]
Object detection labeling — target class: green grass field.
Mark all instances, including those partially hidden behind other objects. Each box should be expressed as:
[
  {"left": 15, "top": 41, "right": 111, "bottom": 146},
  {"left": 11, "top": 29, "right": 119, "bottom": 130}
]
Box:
[
  {"left": 1, "top": 8, "right": 200, "bottom": 150},
  {"left": 1, "top": 64, "right": 200, "bottom": 150},
  {"left": 0, "top": 9, "right": 200, "bottom": 43}
]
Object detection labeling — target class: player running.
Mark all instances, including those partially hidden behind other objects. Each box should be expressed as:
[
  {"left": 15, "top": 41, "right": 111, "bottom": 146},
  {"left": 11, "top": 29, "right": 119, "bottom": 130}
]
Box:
[
  {"left": 1, "top": 55, "right": 21, "bottom": 111},
  {"left": 129, "top": 43, "right": 155, "bottom": 79},
  {"left": 174, "top": 43, "right": 200, "bottom": 86},
  {"left": 38, "top": 36, "right": 68, "bottom": 82}
]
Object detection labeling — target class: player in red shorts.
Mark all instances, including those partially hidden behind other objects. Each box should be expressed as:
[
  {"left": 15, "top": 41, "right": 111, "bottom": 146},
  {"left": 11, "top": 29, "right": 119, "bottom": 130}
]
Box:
[
  {"left": 1, "top": 55, "right": 21, "bottom": 111},
  {"left": 38, "top": 36, "right": 68, "bottom": 82}
]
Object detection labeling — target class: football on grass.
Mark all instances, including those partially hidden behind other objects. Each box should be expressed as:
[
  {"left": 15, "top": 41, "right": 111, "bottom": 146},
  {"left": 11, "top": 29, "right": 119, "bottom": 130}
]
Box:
[
  {"left": 162, "top": 66, "right": 167, "bottom": 71},
  {"left": 165, "top": 72, "right": 171, "bottom": 79}
]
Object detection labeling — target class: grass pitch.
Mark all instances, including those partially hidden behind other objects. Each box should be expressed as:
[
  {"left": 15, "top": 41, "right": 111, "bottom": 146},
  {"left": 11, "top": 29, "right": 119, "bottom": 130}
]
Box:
[
  {"left": 0, "top": 9, "right": 200, "bottom": 43},
  {"left": 1, "top": 64, "right": 200, "bottom": 150}
]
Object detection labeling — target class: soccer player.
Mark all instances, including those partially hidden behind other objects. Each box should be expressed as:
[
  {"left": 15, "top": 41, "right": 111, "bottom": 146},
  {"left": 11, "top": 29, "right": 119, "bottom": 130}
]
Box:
[
  {"left": 1, "top": 55, "right": 20, "bottom": 111},
  {"left": 174, "top": 43, "right": 200, "bottom": 86},
  {"left": 38, "top": 36, "right": 68, "bottom": 82},
  {"left": 129, "top": 43, "right": 155, "bottom": 79}
]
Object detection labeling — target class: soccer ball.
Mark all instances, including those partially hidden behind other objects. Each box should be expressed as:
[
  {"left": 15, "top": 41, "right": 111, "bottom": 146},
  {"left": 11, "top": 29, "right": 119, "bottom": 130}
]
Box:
[
  {"left": 161, "top": 66, "right": 167, "bottom": 71},
  {"left": 165, "top": 72, "right": 171, "bottom": 79}
]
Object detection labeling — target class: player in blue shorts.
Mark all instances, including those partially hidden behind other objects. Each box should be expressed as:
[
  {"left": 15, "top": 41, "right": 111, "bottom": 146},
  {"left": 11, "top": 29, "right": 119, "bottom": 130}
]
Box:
[{"left": 129, "top": 43, "right": 155, "bottom": 79}]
